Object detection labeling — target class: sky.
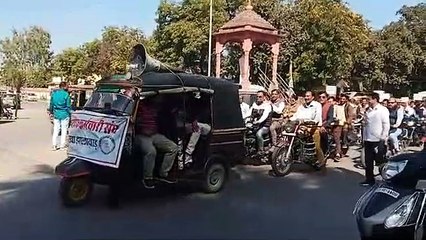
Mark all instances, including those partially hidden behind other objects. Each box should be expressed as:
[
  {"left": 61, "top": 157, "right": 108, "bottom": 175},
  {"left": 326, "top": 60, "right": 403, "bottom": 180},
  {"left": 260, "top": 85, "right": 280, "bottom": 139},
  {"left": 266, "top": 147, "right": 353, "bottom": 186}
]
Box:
[{"left": 0, "top": 0, "right": 423, "bottom": 53}]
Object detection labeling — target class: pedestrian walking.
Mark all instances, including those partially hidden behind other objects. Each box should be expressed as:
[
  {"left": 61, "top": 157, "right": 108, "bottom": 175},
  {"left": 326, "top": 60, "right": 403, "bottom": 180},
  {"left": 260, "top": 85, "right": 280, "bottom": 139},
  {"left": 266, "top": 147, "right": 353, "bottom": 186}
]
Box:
[
  {"left": 360, "top": 92, "right": 390, "bottom": 186},
  {"left": 13, "top": 92, "right": 20, "bottom": 119},
  {"left": 49, "top": 82, "right": 71, "bottom": 151}
]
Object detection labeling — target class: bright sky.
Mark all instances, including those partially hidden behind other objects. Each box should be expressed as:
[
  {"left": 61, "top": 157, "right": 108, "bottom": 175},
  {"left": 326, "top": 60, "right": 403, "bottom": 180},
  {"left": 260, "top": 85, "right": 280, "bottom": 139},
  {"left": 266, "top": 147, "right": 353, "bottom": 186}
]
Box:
[{"left": 0, "top": 0, "right": 423, "bottom": 52}]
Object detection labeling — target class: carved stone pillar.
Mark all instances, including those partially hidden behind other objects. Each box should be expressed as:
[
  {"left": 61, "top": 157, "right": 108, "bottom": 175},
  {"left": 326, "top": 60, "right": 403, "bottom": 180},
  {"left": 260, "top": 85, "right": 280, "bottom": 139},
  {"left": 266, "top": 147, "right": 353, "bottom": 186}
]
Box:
[
  {"left": 215, "top": 41, "right": 223, "bottom": 78},
  {"left": 271, "top": 42, "right": 280, "bottom": 90},
  {"left": 241, "top": 38, "right": 252, "bottom": 90}
]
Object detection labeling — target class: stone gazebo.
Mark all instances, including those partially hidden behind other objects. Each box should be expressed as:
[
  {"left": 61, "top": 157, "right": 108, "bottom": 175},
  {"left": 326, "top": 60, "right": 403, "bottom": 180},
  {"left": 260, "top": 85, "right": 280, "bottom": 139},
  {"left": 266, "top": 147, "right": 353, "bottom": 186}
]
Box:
[{"left": 213, "top": 2, "right": 280, "bottom": 90}]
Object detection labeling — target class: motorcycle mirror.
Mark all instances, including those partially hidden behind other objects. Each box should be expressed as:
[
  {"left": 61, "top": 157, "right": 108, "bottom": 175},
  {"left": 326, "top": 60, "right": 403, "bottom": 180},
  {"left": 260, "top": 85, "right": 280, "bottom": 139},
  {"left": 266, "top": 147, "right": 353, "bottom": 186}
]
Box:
[{"left": 415, "top": 180, "right": 426, "bottom": 190}]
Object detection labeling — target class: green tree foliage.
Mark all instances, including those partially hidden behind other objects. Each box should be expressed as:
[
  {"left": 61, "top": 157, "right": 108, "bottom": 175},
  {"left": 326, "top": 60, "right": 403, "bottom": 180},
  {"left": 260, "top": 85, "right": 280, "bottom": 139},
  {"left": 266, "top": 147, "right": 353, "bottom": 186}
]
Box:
[
  {"left": 52, "top": 26, "right": 147, "bottom": 82},
  {"left": 151, "top": 0, "right": 371, "bottom": 89},
  {"left": 151, "top": 0, "right": 230, "bottom": 74},
  {"left": 352, "top": 3, "right": 425, "bottom": 94},
  {"left": 0, "top": 26, "right": 53, "bottom": 89}
]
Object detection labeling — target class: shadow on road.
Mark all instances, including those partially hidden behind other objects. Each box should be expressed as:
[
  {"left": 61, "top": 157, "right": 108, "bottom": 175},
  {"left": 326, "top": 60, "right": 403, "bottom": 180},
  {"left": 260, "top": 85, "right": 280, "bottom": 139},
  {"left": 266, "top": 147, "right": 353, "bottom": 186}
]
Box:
[
  {"left": 30, "top": 164, "right": 55, "bottom": 176},
  {"left": 0, "top": 165, "right": 366, "bottom": 240},
  {"left": 0, "top": 120, "right": 15, "bottom": 124}
]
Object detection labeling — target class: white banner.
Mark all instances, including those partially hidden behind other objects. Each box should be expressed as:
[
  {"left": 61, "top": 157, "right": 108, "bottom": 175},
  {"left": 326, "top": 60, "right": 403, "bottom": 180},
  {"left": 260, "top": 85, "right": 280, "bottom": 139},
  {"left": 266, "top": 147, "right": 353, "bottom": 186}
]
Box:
[{"left": 67, "top": 110, "right": 130, "bottom": 168}]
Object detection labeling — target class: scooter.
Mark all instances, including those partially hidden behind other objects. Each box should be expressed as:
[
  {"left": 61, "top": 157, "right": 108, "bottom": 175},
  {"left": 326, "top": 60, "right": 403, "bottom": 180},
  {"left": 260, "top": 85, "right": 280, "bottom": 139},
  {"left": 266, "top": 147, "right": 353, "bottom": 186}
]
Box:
[{"left": 354, "top": 146, "right": 426, "bottom": 240}]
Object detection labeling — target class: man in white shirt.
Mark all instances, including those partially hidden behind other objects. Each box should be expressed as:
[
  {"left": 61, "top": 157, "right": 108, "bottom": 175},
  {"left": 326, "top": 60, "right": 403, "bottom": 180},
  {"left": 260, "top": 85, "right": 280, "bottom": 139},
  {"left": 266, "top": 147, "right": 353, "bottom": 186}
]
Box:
[
  {"left": 247, "top": 91, "right": 272, "bottom": 152},
  {"left": 290, "top": 91, "right": 325, "bottom": 169},
  {"left": 240, "top": 95, "right": 250, "bottom": 120},
  {"left": 402, "top": 100, "right": 416, "bottom": 118},
  {"left": 361, "top": 92, "right": 390, "bottom": 186},
  {"left": 269, "top": 89, "right": 285, "bottom": 151}
]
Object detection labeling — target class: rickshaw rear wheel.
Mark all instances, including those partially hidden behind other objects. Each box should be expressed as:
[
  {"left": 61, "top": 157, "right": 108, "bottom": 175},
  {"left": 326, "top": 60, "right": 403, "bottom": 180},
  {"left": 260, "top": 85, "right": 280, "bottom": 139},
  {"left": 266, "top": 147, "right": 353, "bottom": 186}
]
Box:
[
  {"left": 202, "top": 163, "right": 227, "bottom": 193},
  {"left": 59, "top": 177, "right": 93, "bottom": 207}
]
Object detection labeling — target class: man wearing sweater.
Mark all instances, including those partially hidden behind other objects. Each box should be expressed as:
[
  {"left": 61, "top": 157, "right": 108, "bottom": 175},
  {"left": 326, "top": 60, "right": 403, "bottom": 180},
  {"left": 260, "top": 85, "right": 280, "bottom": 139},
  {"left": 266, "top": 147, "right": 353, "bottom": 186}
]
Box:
[{"left": 49, "top": 82, "right": 71, "bottom": 151}]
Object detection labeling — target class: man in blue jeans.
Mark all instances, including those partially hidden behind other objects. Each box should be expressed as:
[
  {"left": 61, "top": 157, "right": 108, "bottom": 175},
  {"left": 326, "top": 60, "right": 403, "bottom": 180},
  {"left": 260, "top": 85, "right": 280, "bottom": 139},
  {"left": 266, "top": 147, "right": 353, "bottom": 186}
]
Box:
[
  {"left": 49, "top": 82, "right": 71, "bottom": 151},
  {"left": 246, "top": 91, "right": 272, "bottom": 153},
  {"left": 388, "top": 98, "right": 404, "bottom": 152}
]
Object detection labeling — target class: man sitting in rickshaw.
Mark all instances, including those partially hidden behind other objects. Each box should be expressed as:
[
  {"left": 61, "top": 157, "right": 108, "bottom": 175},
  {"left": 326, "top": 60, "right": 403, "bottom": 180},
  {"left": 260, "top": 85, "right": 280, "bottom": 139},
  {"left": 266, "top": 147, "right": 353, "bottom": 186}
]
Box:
[
  {"left": 176, "top": 92, "right": 212, "bottom": 166},
  {"left": 135, "top": 96, "right": 178, "bottom": 189}
]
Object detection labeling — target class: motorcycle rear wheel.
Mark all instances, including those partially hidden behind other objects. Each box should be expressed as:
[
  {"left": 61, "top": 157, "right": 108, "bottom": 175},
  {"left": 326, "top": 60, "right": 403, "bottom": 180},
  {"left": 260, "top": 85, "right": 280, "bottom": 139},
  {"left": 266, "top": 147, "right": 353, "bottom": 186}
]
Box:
[{"left": 271, "top": 147, "right": 293, "bottom": 177}]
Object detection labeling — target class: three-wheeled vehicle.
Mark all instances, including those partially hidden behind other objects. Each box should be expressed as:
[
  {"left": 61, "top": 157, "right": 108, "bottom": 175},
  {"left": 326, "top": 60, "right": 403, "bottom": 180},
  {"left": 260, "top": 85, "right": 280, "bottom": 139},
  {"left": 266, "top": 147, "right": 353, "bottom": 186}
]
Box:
[{"left": 55, "top": 45, "right": 246, "bottom": 207}]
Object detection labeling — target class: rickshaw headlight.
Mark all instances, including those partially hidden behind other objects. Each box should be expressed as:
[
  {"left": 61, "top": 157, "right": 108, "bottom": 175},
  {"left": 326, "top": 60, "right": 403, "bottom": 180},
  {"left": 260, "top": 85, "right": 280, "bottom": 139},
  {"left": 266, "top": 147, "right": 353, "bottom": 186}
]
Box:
[
  {"left": 381, "top": 160, "right": 408, "bottom": 180},
  {"left": 385, "top": 193, "right": 418, "bottom": 229}
]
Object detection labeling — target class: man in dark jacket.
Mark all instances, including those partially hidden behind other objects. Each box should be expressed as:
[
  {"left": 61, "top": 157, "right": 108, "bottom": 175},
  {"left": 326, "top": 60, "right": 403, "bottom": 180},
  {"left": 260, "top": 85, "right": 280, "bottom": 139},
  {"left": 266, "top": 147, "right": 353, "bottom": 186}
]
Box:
[{"left": 318, "top": 91, "right": 334, "bottom": 155}]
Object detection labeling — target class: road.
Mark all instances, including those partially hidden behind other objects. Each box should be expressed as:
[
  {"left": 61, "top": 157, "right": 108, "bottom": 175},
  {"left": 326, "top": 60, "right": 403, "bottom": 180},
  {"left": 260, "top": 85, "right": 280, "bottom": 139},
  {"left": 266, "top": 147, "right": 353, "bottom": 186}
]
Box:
[{"left": 0, "top": 102, "right": 373, "bottom": 240}]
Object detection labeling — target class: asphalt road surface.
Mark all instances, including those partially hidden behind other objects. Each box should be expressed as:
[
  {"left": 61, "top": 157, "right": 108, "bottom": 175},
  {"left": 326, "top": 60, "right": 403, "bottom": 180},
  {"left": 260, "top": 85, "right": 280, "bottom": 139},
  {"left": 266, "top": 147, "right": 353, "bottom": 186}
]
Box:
[{"left": 0, "top": 102, "right": 386, "bottom": 240}]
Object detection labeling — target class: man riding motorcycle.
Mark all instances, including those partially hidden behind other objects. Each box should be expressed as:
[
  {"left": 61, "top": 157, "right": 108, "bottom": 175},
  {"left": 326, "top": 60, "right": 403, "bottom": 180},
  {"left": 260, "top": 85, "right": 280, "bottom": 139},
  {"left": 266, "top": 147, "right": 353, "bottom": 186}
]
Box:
[
  {"left": 246, "top": 91, "right": 272, "bottom": 153},
  {"left": 388, "top": 98, "right": 404, "bottom": 152},
  {"left": 318, "top": 91, "right": 334, "bottom": 158},
  {"left": 290, "top": 91, "right": 325, "bottom": 169},
  {"left": 269, "top": 89, "right": 285, "bottom": 152}
]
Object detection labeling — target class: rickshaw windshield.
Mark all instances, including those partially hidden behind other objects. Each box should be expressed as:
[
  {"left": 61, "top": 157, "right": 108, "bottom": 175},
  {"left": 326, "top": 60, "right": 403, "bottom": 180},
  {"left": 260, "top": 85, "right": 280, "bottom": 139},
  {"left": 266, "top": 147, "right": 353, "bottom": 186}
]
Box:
[{"left": 84, "top": 88, "right": 134, "bottom": 115}]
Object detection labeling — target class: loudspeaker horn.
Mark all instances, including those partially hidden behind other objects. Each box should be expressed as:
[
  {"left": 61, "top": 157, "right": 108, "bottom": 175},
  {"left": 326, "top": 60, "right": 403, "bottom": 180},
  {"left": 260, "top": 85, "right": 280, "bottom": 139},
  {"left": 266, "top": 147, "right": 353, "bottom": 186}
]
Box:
[{"left": 128, "top": 43, "right": 183, "bottom": 77}]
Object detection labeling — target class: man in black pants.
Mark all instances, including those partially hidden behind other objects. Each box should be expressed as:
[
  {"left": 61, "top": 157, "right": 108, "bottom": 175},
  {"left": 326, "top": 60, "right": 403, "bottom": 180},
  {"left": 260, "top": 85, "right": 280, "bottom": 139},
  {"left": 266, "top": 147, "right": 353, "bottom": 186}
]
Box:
[{"left": 361, "top": 92, "right": 390, "bottom": 186}]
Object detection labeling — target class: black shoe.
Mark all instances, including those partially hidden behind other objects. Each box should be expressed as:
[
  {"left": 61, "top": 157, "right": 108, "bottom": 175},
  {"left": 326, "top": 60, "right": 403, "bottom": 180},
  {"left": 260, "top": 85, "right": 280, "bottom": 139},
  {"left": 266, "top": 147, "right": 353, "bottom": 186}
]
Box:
[
  {"left": 142, "top": 178, "right": 155, "bottom": 189},
  {"left": 155, "top": 176, "right": 177, "bottom": 184},
  {"left": 359, "top": 180, "right": 375, "bottom": 187}
]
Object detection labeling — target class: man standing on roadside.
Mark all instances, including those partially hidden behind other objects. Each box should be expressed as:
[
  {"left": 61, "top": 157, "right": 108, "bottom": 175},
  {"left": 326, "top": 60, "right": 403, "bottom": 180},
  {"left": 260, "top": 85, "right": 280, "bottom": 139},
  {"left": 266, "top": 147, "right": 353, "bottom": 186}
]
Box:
[
  {"left": 49, "top": 82, "right": 71, "bottom": 151},
  {"left": 360, "top": 92, "right": 390, "bottom": 186},
  {"left": 13, "top": 92, "right": 20, "bottom": 119}
]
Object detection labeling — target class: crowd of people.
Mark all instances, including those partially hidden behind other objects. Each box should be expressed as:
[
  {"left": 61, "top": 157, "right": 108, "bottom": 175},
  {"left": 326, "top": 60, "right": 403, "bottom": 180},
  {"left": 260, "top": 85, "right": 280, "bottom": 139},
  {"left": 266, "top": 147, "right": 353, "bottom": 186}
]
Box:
[{"left": 240, "top": 89, "right": 426, "bottom": 185}]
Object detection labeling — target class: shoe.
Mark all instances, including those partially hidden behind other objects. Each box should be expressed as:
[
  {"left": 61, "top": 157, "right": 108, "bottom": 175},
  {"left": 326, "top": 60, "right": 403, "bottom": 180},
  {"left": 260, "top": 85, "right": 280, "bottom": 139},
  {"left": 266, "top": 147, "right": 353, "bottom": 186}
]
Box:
[
  {"left": 142, "top": 178, "right": 155, "bottom": 189},
  {"left": 334, "top": 154, "right": 341, "bottom": 162},
  {"left": 52, "top": 146, "right": 59, "bottom": 151},
  {"left": 184, "top": 155, "right": 193, "bottom": 165},
  {"left": 155, "top": 176, "right": 177, "bottom": 184},
  {"left": 359, "top": 180, "right": 375, "bottom": 187}
]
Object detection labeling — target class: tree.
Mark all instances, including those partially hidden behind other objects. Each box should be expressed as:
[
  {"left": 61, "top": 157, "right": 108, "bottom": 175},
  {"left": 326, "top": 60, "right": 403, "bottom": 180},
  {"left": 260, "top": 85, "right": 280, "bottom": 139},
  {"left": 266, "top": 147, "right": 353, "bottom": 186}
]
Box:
[
  {"left": 95, "top": 26, "right": 147, "bottom": 76},
  {"left": 52, "top": 26, "right": 147, "bottom": 81},
  {"left": 52, "top": 47, "right": 87, "bottom": 84},
  {"left": 280, "top": 0, "right": 371, "bottom": 89},
  {"left": 152, "top": 0, "right": 231, "bottom": 74},
  {"left": 352, "top": 3, "right": 426, "bottom": 95},
  {"left": 0, "top": 26, "right": 53, "bottom": 89}
]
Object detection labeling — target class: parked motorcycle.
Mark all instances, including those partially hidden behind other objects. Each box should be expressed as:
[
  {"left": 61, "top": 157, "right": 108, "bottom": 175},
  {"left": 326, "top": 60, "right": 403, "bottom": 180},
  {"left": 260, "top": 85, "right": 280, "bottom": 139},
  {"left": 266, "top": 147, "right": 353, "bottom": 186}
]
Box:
[
  {"left": 354, "top": 149, "right": 426, "bottom": 240},
  {"left": 1, "top": 106, "right": 13, "bottom": 119},
  {"left": 271, "top": 120, "right": 334, "bottom": 176}
]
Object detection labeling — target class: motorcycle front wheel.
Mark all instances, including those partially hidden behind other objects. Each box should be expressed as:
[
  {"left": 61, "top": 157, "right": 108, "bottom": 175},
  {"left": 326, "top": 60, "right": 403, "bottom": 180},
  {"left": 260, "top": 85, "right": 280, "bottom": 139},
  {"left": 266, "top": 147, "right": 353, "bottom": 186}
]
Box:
[{"left": 271, "top": 147, "right": 293, "bottom": 177}]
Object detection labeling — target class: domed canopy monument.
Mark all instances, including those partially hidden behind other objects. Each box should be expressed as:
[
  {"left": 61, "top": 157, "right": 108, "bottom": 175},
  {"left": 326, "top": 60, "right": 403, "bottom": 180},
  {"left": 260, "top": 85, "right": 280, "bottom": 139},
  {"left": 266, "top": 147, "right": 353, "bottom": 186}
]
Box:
[{"left": 213, "top": 0, "right": 280, "bottom": 90}]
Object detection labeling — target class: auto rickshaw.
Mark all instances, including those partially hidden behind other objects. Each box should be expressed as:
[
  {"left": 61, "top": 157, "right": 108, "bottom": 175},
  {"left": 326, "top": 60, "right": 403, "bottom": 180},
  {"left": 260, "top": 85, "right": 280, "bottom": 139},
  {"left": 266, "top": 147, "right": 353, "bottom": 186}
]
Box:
[{"left": 54, "top": 44, "right": 246, "bottom": 207}]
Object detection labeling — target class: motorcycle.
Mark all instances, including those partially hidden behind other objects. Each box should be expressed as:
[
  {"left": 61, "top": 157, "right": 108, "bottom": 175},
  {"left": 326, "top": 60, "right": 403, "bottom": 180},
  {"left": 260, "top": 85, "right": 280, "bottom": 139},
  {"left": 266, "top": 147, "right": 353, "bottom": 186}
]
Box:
[
  {"left": 354, "top": 149, "right": 426, "bottom": 240},
  {"left": 1, "top": 106, "right": 13, "bottom": 119},
  {"left": 244, "top": 118, "right": 285, "bottom": 165},
  {"left": 271, "top": 120, "right": 335, "bottom": 176},
  {"left": 400, "top": 118, "right": 422, "bottom": 148}
]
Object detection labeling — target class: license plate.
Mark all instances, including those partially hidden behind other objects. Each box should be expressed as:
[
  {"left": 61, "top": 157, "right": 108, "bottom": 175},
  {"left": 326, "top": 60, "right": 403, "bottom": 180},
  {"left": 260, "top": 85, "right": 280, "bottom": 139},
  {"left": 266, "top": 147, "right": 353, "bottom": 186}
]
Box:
[{"left": 376, "top": 187, "right": 400, "bottom": 198}]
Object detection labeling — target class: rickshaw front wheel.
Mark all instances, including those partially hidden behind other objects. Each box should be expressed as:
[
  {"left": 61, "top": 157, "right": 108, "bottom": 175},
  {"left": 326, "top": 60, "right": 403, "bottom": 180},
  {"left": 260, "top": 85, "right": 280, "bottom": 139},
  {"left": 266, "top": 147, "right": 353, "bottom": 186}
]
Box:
[
  {"left": 59, "top": 177, "right": 93, "bottom": 207},
  {"left": 202, "top": 163, "right": 226, "bottom": 194}
]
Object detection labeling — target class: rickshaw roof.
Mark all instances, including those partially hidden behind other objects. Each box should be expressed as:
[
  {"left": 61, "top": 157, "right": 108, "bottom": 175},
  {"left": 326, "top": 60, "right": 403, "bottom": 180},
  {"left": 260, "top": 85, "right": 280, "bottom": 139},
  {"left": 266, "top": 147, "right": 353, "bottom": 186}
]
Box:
[
  {"left": 97, "top": 72, "right": 238, "bottom": 91},
  {"left": 97, "top": 72, "right": 244, "bottom": 129}
]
